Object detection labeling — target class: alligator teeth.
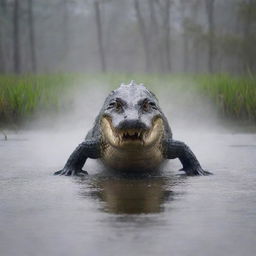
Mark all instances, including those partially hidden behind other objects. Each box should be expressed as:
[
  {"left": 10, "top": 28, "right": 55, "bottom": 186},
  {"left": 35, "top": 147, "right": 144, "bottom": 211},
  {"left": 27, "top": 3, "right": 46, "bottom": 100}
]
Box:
[{"left": 119, "top": 129, "right": 147, "bottom": 141}]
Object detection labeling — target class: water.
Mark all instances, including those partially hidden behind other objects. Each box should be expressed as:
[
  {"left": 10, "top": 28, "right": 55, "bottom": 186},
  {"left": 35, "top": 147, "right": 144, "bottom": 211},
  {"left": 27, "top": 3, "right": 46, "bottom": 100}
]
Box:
[
  {"left": 1, "top": 128, "right": 256, "bottom": 256},
  {"left": 1, "top": 85, "right": 256, "bottom": 256}
]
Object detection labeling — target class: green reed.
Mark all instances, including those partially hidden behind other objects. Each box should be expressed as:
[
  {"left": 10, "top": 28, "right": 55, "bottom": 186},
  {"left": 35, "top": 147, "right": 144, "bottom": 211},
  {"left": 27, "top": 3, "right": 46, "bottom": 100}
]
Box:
[
  {"left": 0, "top": 74, "right": 79, "bottom": 124},
  {"left": 0, "top": 73, "right": 255, "bottom": 126},
  {"left": 195, "top": 74, "right": 256, "bottom": 121}
]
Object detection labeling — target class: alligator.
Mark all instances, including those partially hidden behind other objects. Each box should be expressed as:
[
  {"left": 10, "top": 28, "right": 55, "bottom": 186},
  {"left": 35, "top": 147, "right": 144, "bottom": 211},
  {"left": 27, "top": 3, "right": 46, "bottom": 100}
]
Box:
[{"left": 54, "top": 81, "right": 211, "bottom": 176}]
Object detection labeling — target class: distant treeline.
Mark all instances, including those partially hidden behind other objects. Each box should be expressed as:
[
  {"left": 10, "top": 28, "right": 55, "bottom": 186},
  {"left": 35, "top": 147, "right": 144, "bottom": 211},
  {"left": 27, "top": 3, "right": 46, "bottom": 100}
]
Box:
[{"left": 0, "top": 0, "right": 255, "bottom": 75}]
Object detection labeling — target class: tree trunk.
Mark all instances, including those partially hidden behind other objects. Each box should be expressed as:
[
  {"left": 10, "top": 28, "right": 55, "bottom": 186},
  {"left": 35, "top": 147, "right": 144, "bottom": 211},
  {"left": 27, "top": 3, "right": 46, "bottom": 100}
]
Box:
[
  {"left": 205, "top": 0, "right": 215, "bottom": 73},
  {"left": 94, "top": 1, "right": 106, "bottom": 72},
  {"left": 242, "top": 0, "right": 255, "bottom": 73},
  {"left": 148, "top": 0, "right": 161, "bottom": 72},
  {"left": 28, "top": 0, "right": 37, "bottom": 73},
  {"left": 62, "top": 0, "right": 69, "bottom": 71},
  {"left": 163, "top": 0, "right": 171, "bottom": 72},
  {"left": 155, "top": 0, "right": 172, "bottom": 72},
  {"left": 191, "top": 0, "right": 200, "bottom": 73},
  {"left": 0, "top": 0, "right": 7, "bottom": 73},
  {"left": 134, "top": 0, "right": 151, "bottom": 72},
  {"left": 180, "top": 0, "right": 188, "bottom": 73},
  {"left": 13, "top": 0, "right": 21, "bottom": 74}
]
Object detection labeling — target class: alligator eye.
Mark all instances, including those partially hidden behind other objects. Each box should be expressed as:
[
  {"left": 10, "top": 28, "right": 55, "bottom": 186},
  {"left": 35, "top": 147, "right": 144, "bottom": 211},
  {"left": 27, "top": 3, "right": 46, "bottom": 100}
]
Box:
[
  {"left": 149, "top": 102, "right": 157, "bottom": 110},
  {"left": 115, "top": 101, "right": 123, "bottom": 111},
  {"left": 142, "top": 101, "right": 150, "bottom": 112},
  {"left": 107, "top": 99, "right": 124, "bottom": 111},
  {"left": 107, "top": 102, "right": 116, "bottom": 110}
]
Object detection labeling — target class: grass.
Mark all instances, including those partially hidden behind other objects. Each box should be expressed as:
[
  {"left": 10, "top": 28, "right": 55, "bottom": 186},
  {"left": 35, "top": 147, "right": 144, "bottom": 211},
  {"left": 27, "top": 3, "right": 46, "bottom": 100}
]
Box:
[
  {"left": 0, "top": 73, "right": 255, "bottom": 127},
  {"left": 195, "top": 74, "right": 256, "bottom": 121},
  {"left": 0, "top": 73, "right": 80, "bottom": 125}
]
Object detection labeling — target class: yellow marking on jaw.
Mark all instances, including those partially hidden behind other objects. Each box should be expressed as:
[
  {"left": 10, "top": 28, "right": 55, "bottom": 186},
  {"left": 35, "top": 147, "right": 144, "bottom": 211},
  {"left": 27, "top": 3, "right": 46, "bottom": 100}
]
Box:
[
  {"left": 101, "top": 117, "right": 164, "bottom": 149},
  {"left": 101, "top": 117, "right": 120, "bottom": 147},
  {"left": 143, "top": 118, "right": 164, "bottom": 147}
]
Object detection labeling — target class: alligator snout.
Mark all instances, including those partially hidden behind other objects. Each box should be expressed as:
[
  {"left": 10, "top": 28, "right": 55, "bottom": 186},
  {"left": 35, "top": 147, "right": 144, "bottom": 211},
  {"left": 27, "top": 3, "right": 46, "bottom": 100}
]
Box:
[{"left": 116, "top": 119, "right": 148, "bottom": 131}]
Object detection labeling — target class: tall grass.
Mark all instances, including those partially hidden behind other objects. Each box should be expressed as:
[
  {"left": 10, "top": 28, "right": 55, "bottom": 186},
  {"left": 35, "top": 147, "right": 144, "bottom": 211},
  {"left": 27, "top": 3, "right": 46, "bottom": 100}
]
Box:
[
  {"left": 0, "top": 73, "right": 255, "bottom": 126},
  {"left": 195, "top": 74, "right": 256, "bottom": 121},
  {"left": 0, "top": 74, "right": 80, "bottom": 125}
]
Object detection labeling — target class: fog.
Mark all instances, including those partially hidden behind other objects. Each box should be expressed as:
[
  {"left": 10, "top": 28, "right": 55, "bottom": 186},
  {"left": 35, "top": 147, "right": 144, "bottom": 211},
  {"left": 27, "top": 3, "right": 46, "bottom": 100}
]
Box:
[
  {"left": 1, "top": 81, "right": 256, "bottom": 256},
  {"left": 1, "top": 0, "right": 255, "bottom": 74},
  {"left": 1, "top": 1, "right": 256, "bottom": 256},
  {"left": 1, "top": 76, "right": 237, "bottom": 177}
]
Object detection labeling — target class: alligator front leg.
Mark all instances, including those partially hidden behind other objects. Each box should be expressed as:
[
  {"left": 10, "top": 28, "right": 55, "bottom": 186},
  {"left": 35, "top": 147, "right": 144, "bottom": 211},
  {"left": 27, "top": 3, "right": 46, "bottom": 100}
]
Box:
[
  {"left": 164, "top": 139, "right": 211, "bottom": 176},
  {"left": 54, "top": 139, "right": 101, "bottom": 176}
]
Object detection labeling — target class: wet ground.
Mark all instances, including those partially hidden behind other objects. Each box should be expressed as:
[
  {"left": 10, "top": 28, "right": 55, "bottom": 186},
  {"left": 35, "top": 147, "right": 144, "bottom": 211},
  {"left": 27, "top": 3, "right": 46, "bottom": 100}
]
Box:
[
  {"left": 1, "top": 128, "right": 256, "bottom": 256},
  {"left": 1, "top": 84, "right": 256, "bottom": 256}
]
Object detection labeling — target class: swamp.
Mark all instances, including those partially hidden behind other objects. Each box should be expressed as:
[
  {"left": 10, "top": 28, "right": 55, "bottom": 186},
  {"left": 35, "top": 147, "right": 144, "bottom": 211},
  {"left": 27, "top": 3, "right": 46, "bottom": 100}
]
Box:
[{"left": 0, "top": 1, "right": 256, "bottom": 256}]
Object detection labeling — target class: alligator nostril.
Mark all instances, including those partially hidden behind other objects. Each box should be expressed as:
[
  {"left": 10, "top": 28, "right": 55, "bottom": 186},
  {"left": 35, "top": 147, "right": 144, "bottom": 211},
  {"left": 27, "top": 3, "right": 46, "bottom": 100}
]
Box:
[{"left": 117, "top": 119, "right": 147, "bottom": 130}]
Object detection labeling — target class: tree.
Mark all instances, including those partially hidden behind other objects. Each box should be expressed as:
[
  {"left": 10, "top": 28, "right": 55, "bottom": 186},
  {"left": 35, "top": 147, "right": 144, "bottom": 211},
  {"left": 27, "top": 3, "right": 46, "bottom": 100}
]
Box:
[
  {"left": 179, "top": 0, "right": 190, "bottom": 72},
  {"left": 162, "top": 0, "right": 172, "bottom": 72},
  {"left": 136, "top": 0, "right": 172, "bottom": 73},
  {"left": 153, "top": 0, "right": 172, "bottom": 72},
  {"left": 0, "top": 0, "right": 7, "bottom": 73},
  {"left": 148, "top": 0, "right": 161, "bottom": 72},
  {"left": 191, "top": 0, "right": 201, "bottom": 73},
  {"left": 28, "top": 0, "right": 36, "bottom": 73},
  {"left": 205, "top": 0, "right": 215, "bottom": 73},
  {"left": 94, "top": 0, "right": 106, "bottom": 72},
  {"left": 238, "top": 0, "right": 256, "bottom": 73},
  {"left": 134, "top": 0, "right": 151, "bottom": 72},
  {"left": 13, "top": 0, "right": 21, "bottom": 74}
]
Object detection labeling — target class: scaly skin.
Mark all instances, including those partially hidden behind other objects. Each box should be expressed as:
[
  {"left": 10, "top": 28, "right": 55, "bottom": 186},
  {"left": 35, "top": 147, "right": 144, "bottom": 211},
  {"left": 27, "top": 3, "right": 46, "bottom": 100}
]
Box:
[{"left": 55, "top": 81, "right": 211, "bottom": 176}]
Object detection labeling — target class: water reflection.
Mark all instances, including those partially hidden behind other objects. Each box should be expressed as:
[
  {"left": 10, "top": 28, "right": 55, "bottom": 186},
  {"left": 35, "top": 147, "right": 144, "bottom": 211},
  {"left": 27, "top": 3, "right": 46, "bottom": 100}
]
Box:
[{"left": 77, "top": 173, "right": 186, "bottom": 214}]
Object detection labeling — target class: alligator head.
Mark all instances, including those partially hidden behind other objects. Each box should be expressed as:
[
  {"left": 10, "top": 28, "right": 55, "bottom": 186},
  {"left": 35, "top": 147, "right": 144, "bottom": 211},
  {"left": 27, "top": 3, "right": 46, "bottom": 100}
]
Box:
[{"left": 101, "top": 81, "right": 169, "bottom": 151}]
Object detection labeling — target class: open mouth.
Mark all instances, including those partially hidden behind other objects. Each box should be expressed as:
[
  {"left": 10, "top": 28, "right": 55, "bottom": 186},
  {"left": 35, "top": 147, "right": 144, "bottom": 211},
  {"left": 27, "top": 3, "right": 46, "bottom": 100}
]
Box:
[
  {"left": 121, "top": 130, "right": 144, "bottom": 141},
  {"left": 101, "top": 117, "right": 164, "bottom": 149}
]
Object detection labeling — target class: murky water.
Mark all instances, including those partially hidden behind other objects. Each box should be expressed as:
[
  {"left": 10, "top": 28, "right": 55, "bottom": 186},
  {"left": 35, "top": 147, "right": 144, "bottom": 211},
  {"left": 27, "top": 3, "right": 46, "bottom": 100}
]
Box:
[
  {"left": 1, "top": 84, "right": 256, "bottom": 256},
  {"left": 1, "top": 128, "right": 256, "bottom": 256}
]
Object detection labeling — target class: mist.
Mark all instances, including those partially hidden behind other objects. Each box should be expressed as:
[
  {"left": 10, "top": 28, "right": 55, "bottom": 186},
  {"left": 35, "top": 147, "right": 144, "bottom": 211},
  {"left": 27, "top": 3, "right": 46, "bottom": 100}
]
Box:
[
  {"left": 1, "top": 1, "right": 256, "bottom": 256},
  {"left": 1, "top": 0, "right": 255, "bottom": 74},
  {"left": 4, "top": 75, "right": 225, "bottom": 179}
]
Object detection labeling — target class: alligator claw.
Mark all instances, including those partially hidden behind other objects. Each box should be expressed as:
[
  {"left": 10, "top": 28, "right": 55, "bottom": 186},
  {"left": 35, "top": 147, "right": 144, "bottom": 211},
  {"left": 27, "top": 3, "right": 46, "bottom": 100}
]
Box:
[
  {"left": 179, "top": 167, "right": 212, "bottom": 176},
  {"left": 54, "top": 168, "right": 88, "bottom": 176}
]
